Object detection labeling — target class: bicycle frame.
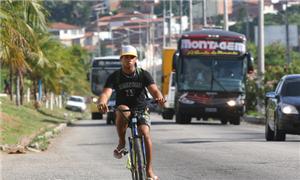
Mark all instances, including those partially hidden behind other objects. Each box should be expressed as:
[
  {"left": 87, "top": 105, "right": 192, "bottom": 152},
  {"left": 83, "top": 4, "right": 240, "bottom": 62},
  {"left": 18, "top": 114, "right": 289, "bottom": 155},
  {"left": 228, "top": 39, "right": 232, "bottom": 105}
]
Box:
[{"left": 118, "top": 109, "right": 147, "bottom": 180}]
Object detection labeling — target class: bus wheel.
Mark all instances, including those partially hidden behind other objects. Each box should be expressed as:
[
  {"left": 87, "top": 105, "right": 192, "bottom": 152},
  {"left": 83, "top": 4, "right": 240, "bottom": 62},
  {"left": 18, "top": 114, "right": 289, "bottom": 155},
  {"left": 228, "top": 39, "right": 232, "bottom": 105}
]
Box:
[
  {"left": 162, "top": 108, "right": 174, "bottom": 119},
  {"left": 175, "top": 112, "right": 191, "bottom": 124}
]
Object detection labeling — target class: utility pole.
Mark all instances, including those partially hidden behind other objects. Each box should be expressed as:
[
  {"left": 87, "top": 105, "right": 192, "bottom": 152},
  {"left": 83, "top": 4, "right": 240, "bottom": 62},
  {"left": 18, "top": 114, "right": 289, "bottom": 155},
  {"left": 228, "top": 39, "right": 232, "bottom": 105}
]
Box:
[
  {"left": 257, "top": 0, "right": 265, "bottom": 113},
  {"left": 96, "top": 12, "right": 101, "bottom": 56},
  {"left": 283, "top": 1, "right": 291, "bottom": 65},
  {"left": 150, "top": 3, "right": 156, "bottom": 81},
  {"left": 258, "top": 0, "right": 265, "bottom": 76},
  {"left": 110, "top": 27, "right": 114, "bottom": 55},
  {"left": 127, "top": 28, "right": 130, "bottom": 44},
  {"left": 189, "top": 0, "right": 193, "bottom": 31},
  {"left": 245, "top": 2, "right": 250, "bottom": 40},
  {"left": 163, "top": 0, "right": 166, "bottom": 48},
  {"left": 203, "top": 0, "right": 207, "bottom": 27},
  {"left": 223, "top": 0, "right": 228, "bottom": 31},
  {"left": 139, "top": 23, "right": 142, "bottom": 55},
  {"left": 168, "top": 0, "right": 172, "bottom": 46},
  {"left": 180, "top": 0, "right": 183, "bottom": 34}
]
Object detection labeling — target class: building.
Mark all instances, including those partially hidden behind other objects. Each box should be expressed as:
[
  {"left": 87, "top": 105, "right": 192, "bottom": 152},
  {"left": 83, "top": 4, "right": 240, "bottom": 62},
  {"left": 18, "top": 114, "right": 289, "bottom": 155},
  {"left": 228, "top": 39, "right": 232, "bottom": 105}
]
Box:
[
  {"left": 49, "top": 22, "right": 101, "bottom": 52},
  {"left": 49, "top": 22, "right": 86, "bottom": 46}
]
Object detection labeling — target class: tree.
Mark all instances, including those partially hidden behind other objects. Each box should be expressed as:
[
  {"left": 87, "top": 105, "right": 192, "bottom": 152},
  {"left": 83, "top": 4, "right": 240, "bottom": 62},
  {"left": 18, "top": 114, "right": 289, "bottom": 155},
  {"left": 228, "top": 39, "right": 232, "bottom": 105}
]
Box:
[
  {"left": 0, "top": 0, "right": 48, "bottom": 105},
  {"left": 43, "top": 1, "right": 94, "bottom": 26}
]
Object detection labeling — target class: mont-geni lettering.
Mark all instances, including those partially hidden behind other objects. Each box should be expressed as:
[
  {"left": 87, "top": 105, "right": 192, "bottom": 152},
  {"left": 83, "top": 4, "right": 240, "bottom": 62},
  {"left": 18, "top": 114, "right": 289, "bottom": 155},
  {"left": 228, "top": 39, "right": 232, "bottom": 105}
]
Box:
[{"left": 181, "top": 39, "right": 246, "bottom": 53}]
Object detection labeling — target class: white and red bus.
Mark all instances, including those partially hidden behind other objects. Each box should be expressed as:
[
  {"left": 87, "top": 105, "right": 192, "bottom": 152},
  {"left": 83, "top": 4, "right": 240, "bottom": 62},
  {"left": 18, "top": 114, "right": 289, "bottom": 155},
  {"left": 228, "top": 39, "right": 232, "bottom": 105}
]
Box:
[{"left": 173, "top": 28, "right": 253, "bottom": 125}]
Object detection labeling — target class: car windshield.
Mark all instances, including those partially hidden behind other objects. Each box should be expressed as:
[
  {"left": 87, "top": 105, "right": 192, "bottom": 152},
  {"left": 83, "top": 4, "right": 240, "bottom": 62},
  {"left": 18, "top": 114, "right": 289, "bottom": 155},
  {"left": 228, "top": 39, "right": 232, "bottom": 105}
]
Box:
[
  {"left": 178, "top": 57, "right": 245, "bottom": 92},
  {"left": 283, "top": 79, "right": 300, "bottom": 96},
  {"left": 69, "top": 97, "right": 84, "bottom": 102}
]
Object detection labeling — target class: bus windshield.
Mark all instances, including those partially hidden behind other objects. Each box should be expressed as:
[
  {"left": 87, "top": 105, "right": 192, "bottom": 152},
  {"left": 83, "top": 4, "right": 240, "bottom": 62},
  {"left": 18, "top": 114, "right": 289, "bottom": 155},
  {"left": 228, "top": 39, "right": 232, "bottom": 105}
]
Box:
[
  {"left": 178, "top": 57, "right": 245, "bottom": 92},
  {"left": 91, "top": 58, "right": 121, "bottom": 95}
]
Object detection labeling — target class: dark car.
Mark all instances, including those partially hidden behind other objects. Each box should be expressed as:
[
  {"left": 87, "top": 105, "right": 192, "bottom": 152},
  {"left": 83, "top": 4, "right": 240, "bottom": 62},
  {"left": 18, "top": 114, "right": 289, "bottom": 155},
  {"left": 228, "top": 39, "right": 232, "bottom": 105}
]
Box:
[{"left": 265, "top": 74, "right": 300, "bottom": 141}]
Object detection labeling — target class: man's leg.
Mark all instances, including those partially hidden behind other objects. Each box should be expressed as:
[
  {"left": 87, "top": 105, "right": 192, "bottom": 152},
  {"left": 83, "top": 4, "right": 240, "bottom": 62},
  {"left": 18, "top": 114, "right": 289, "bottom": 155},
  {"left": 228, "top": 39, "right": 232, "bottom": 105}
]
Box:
[
  {"left": 139, "top": 125, "right": 156, "bottom": 178},
  {"left": 114, "top": 105, "right": 130, "bottom": 157}
]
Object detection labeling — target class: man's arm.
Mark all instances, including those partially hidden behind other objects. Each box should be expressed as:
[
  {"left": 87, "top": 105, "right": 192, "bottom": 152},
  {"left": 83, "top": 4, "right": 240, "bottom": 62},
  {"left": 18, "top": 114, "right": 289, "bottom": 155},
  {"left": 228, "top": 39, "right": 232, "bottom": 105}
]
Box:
[
  {"left": 147, "top": 84, "right": 165, "bottom": 107},
  {"left": 98, "top": 88, "right": 113, "bottom": 113}
]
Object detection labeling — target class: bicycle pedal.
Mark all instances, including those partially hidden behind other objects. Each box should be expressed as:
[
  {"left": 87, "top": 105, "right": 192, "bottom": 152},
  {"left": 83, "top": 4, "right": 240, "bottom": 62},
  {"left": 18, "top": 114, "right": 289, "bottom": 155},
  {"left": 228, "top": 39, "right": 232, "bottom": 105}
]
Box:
[{"left": 123, "top": 149, "right": 129, "bottom": 155}]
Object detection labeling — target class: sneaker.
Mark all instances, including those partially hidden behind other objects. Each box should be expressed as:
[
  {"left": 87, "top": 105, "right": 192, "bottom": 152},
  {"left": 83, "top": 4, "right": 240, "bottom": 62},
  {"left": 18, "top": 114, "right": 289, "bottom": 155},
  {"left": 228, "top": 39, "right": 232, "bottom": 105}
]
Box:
[{"left": 113, "top": 147, "right": 127, "bottom": 159}]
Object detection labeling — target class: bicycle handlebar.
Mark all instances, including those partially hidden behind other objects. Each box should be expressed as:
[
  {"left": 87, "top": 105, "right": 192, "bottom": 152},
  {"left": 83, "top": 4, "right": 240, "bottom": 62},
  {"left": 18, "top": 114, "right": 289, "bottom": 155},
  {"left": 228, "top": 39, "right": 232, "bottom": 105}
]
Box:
[{"left": 110, "top": 99, "right": 158, "bottom": 113}]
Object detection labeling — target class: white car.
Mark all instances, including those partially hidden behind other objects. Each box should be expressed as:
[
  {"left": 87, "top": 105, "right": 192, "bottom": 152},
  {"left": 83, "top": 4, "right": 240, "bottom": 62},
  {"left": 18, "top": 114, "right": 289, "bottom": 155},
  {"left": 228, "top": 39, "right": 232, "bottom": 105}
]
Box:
[{"left": 66, "top": 96, "right": 87, "bottom": 112}]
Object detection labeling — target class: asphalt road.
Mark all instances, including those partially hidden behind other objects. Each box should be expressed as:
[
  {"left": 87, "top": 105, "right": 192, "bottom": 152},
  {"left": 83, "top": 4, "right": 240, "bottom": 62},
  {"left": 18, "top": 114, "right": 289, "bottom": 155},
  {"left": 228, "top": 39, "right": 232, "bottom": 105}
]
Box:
[{"left": 1, "top": 113, "right": 300, "bottom": 180}]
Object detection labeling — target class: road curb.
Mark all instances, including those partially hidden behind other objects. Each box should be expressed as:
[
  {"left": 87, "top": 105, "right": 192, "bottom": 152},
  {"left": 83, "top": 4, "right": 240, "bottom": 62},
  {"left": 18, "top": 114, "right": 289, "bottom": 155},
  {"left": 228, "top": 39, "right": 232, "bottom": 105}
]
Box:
[
  {"left": 242, "top": 115, "right": 265, "bottom": 125},
  {"left": 1, "top": 121, "right": 70, "bottom": 154}
]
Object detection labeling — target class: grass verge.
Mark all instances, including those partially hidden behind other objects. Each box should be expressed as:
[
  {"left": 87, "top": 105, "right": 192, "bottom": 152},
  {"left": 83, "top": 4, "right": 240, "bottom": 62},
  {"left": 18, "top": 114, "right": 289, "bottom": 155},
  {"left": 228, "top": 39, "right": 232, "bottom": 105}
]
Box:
[{"left": 0, "top": 96, "right": 89, "bottom": 146}]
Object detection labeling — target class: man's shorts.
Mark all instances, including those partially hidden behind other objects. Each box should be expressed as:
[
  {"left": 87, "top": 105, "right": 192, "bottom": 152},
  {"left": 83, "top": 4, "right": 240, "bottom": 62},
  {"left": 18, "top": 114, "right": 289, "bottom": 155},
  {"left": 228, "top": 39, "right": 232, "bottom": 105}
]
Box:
[
  {"left": 126, "top": 108, "right": 151, "bottom": 128},
  {"left": 136, "top": 108, "right": 151, "bottom": 127}
]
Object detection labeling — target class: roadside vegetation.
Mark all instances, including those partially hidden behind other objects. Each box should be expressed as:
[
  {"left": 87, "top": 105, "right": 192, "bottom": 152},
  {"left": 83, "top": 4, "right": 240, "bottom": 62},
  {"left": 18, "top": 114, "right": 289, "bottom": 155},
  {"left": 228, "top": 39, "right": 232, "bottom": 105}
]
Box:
[
  {"left": 0, "top": 0, "right": 91, "bottom": 107},
  {"left": 0, "top": 95, "right": 89, "bottom": 146},
  {"left": 245, "top": 42, "right": 300, "bottom": 114}
]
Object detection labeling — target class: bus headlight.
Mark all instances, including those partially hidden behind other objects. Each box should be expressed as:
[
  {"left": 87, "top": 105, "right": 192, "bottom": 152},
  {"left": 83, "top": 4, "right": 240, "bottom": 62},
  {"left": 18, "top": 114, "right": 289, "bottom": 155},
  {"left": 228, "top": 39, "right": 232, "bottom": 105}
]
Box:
[
  {"left": 179, "top": 97, "right": 195, "bottom": 104},
  {"left": 179, "top": 93, "right": 195, "bottom": 104},
  {"left": 92, "top": 98, "right": 98, "bottom": 103},
  {"left": 227, "top": 97, "right": 244, "bottom": 107}
]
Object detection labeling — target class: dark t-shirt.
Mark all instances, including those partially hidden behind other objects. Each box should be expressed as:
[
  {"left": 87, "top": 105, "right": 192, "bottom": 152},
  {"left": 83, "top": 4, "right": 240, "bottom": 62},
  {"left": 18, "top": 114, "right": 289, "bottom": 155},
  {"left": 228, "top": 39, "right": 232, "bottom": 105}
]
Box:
[{"left": 104, "top": 68, "right": 154, "bottom": 109}]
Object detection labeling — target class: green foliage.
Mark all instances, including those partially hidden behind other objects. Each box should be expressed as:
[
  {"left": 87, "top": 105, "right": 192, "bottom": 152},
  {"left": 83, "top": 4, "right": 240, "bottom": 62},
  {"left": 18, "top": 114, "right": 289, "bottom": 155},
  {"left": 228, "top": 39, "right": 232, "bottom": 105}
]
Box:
[
  {"left": 120, "top": 0, "right": 137, "bottom": 9},
  {"left": 43, "top": 0, "right": 94, "bottom": 26},
  {"left": 245, "top": 42, "right": 300, "bottom": 112},
  {"left": 245, "top": 78, "right": 257, "bottom": 111}
]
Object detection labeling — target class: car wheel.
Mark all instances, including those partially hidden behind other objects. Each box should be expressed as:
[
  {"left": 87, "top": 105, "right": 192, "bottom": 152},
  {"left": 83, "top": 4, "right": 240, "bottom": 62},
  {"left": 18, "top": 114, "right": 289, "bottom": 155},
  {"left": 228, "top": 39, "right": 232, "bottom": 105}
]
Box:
[
  {"left": 265, "top": 122, "right": 274, "bottom": 141},
  {"left": 229, "top": 116, "right": 240, "bottom": 125},
  {"left": 92, "top": 112, "right": 103, "bottom": 120},
  {"left": 274, "top": 117, "right": 286, "bottom": 141},
  {"left": 107, "top": 112, "right": 115, "bottom": 125},
  {"left": 220, "top": 119, "right": 228, "bottom": 125}
]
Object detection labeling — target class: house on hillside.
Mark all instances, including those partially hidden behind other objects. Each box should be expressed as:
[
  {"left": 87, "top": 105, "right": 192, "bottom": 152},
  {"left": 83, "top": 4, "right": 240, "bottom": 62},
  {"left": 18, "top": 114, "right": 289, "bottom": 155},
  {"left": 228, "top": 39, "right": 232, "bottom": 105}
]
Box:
[
  {"left": 49, "top": 22, "right": 85, "bottom": 47},
  {"left": 48, "top": 22, "right": 101, "bottom": 52}
]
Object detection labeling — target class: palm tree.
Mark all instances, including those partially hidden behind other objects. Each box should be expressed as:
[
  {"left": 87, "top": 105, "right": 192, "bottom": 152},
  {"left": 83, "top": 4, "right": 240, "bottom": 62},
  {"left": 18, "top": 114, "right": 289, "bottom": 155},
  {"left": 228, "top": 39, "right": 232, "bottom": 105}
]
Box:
[{"left": 0, "top": 0, "right": 48, "bottom": 105}]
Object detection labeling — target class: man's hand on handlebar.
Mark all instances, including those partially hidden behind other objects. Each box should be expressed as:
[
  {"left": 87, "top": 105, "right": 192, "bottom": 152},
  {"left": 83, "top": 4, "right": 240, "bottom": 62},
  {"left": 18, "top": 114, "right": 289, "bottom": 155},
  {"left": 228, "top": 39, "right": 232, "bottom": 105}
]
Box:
[
  {"left": 97, "top": 102, "right": 109, "bottom": 113},
  {"left": 155, "top": 97, "right": 166, "bottom": 107}
]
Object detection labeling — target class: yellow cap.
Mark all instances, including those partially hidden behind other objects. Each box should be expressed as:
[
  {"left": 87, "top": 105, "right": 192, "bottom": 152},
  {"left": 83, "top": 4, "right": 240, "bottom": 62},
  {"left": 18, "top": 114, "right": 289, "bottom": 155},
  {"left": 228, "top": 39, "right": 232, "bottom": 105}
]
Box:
[{"left": 120, "top": 45, "right": 138, "bottom": 57}]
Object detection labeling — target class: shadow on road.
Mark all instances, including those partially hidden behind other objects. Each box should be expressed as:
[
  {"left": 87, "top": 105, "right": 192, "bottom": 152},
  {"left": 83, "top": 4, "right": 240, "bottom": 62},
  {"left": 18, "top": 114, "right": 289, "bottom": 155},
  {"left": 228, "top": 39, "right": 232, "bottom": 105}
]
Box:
[
  {"left": 151, "top": 121, "right": 176, "bottom": 125},
  {"left": 170, "top": 135, "right": 300, "bottom": 144},
  {"left": 67, "top": 120, "right": 109, "bottom": 127}
]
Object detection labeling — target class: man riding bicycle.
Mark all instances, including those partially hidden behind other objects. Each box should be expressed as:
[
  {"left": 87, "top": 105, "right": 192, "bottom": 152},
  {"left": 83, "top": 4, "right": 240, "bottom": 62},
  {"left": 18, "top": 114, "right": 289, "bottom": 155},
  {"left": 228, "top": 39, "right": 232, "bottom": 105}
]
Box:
[{"left": 98, "top": 45, "right": 165, "bottom": 180}]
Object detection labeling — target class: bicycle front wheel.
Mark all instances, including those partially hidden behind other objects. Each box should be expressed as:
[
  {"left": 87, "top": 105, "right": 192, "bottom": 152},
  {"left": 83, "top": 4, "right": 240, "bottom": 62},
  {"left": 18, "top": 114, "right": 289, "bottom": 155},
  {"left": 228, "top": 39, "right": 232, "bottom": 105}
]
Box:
[{"left": 134, "top": 136, "right": 147, "bottom": 180}]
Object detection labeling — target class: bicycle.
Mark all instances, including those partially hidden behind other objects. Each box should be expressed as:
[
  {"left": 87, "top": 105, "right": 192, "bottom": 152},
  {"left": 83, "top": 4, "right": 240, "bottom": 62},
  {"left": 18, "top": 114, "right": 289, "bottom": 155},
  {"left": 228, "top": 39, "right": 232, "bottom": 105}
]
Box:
[{"left": 113, "top": 101, "right": 156, "bottom": 180}]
